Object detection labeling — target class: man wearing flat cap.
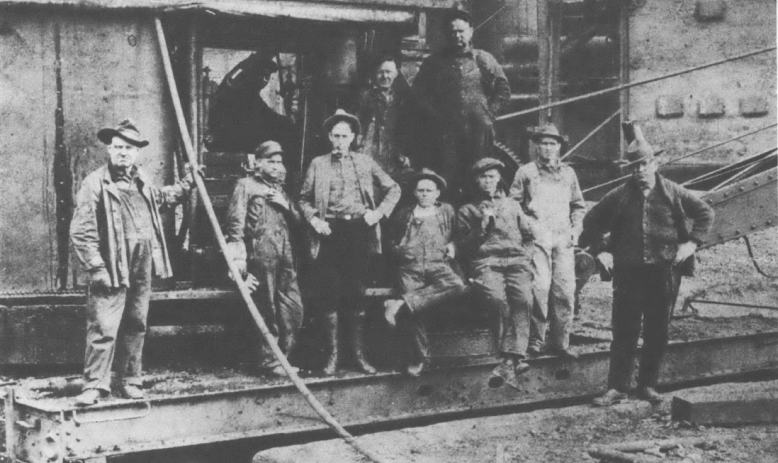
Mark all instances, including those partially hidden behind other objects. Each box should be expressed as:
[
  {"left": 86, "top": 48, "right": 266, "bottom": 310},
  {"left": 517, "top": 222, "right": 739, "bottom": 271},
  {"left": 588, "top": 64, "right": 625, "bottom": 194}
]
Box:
[
  {"left": 298, "top": 109, "right": 401, "bottom": 375},
  {"left": 70, "top": 119, "right": 195, "bottom": 405},
  {"left": 411, "top": 7, "right": 511, "bottom": 203},
  {"left": 510, "top": 124, "right": 586, "bottom": 360},
  {"left": 383, "top": 168, "right": 467, "bottom": 376},
  {"left": 456, "top": 158, "right": 535, "bottom": 389},
  {"left": 582, "top": 125, "right": 714, "bottom": 406},
  {"left": 224, "top": 140, "right": 304, "bottom": 376}
]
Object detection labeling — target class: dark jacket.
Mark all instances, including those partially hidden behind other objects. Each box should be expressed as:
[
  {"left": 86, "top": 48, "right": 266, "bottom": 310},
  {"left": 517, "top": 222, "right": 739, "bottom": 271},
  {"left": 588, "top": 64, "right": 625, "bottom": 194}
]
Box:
[
  {"left": 386, "top": 202, "right": 456, "bottom": 261},
  {"left": 456, "top": 191, "right": 534, "bottom": 264},
  {"left": 298, "top": 151, "right": 400, "bottom": 259},
  {"left": 581, "top": 174, "right": 714, "bottom": 270},
  {"left": 224, "top": 176, "right": 301, "bottom": 264},
  {"left": 70, "top": 165, "right": 190, "bottom": 287}
]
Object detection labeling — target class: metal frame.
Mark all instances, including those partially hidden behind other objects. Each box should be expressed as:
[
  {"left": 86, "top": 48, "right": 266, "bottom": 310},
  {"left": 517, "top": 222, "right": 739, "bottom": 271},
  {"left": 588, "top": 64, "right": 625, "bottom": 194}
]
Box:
[{"left": 4, "top": 330, "right": 778, "bottom": 462}]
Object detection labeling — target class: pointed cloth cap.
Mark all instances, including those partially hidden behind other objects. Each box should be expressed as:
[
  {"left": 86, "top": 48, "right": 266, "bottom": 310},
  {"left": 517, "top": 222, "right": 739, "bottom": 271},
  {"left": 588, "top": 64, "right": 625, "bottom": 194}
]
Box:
[
  {"left": 323, "top": 109, "right": 361, "bottom": 135},
  {"left": 624, "top": 125, "right": 662, "bottom": 162},
  {"left": 97, "top": 119, "right": 149, "bottom": 147},
  {"left": 445, "top": 6, "right": 472, "bottom": 24}
]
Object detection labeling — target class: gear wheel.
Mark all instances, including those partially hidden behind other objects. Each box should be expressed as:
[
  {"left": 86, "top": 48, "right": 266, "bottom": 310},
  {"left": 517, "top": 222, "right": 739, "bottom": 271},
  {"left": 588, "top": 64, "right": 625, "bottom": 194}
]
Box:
[{"left": 492, "top": 141, "right": 525, "bottom": 184}]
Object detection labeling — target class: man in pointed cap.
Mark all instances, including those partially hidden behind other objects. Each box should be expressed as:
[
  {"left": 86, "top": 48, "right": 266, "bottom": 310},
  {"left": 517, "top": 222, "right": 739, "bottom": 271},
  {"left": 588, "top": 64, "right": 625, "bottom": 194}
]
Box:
[
  {"left": 224, "top": 140, "right": 304, "bottom": 376},
  {"left": 298, "top": 109, "right": 400, "bottom": 375},
  {"left": 581, "top": 124, "right": 714, "bottom": 406},
  {"left": 71, "top": 119, "right": 196, "bottom": 405},
  {"left": 510, "top": 124, "right": 586, "bottom": 360},
  {"left": 383, "top": 168, "right": 467, "bottom": 375},
  {"left": 411, "top": 7, "right": 511, "bottom": 203}
]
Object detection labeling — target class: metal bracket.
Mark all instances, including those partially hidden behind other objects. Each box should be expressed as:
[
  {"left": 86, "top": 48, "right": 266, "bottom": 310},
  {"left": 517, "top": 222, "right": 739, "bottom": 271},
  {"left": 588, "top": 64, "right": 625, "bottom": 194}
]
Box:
[{"left": 71, "top": 402, "right": 151, "bottom": 425}]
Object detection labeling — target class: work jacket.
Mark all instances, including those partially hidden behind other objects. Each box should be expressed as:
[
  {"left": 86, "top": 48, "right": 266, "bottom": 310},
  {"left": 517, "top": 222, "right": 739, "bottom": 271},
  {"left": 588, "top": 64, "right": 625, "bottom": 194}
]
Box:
[
  {"left": 70, "top": 165, "right": 190, "bottom": 288},
  {"left": 386, "top": 202, "right": 456, "bottom": 263},
  {"left": 582, "top": 173, "right": 714, "bottom": 271},
  {"left": 298, "top": 151, "right": 400, "bottom": 259}
]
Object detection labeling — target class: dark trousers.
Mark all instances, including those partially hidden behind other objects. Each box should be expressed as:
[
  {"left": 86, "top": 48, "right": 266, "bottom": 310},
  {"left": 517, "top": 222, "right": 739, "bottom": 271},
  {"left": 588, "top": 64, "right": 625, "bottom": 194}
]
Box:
[
  {"left": 608, "top": 263, "right": 682, "bottom": 392},
  {"left": 247, "top": 233, "right": 304, "bottom": 368},
  {"left": 311, "top": 220, "right": 371, "bottom": 315},
  {"left": 397, "top": 261, "right": 467, "bottom": 362},
  {"left": 471, "top": 256, "right": 533, "bottom": 358},
  {"left": 84, "top": 240, "right": 152, "bottom": 392}
]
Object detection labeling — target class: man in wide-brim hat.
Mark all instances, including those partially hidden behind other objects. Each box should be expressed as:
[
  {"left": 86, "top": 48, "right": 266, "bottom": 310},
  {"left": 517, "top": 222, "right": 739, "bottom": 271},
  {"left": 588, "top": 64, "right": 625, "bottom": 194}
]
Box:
[
  {"left": 456, "top": 158, "right": 536, "bottom": 389},
  {"left": 510, "top": 123, "right": 586, "bottom": 361},
  {"left": 582, "top": 124, "right": 714, "bottom": 406},
  {"left": 224, "top": 140, "right": 304, "bottom": 377},
  {"left": 71, "top": 119, "right": 195, "bottom": 406},
  {"left": 383, "top": 168, "right": 467, "bottom": 376},
  {"left": 298, "top": 109, "right": 400, "bottom": 375}
]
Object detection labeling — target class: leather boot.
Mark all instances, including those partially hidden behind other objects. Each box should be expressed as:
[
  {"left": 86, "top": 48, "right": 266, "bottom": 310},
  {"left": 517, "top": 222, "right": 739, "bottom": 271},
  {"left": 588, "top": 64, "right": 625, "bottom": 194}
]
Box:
[
  {"left": 322, "top": 312, "right": 339, "bottom": 375},
  {"left": 351, "top": 312, "right": 377, "bottom": 374}
]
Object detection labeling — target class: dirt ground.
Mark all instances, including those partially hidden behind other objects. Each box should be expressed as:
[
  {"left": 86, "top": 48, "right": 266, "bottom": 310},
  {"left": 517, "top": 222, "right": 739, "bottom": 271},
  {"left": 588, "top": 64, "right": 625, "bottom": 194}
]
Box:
[
  {"left": 254, "top": 379, "right": 778, "bottom": 463},
  {"left": 253, "top": 228, "right": 778, "bottom": 463}
]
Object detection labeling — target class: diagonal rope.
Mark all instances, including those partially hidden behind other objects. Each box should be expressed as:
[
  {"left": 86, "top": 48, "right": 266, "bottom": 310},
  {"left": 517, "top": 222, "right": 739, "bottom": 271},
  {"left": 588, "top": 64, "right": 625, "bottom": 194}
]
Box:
[{"left": 154, "top": 18, "right": 386, "bottom": 463}]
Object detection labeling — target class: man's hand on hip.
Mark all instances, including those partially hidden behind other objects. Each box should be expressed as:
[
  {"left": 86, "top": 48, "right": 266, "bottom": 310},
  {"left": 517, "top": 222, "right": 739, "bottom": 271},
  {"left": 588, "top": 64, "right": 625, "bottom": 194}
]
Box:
[
  {"left": 596, "top": 252, "right": 614, "bottom": 277},
  {"left": 363, "top": 210, "right": 383, "bottom": 227},
  {"left": 88, "top": 267, "right": 111, "bottom": 292},
  {"left": 674, "top": 241, "right": 698, "bottom": 266}
]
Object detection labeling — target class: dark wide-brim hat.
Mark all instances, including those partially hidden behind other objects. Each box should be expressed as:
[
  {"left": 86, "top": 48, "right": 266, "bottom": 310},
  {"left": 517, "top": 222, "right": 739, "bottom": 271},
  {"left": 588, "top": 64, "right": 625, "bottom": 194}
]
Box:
[
  {"left": 620, "top": 125, "right": 664, "bottom": 165},
  {"left": 323, "top": 109, "right": 361, "bottom": 135},
  {"left": 97, "top": 119, "right": 149, "bottom": 147},
  {"left": 254, "top": 140, "right": 284, "bottom": 159},
  {"left": 530, "top": 123, "right": 565, "bottom": 144},
  {"left": 411, "top": 168, "right": 447, "bottom": 191},
  {"left": 471, "top": 157, "right": 505, "bottom": 176}
]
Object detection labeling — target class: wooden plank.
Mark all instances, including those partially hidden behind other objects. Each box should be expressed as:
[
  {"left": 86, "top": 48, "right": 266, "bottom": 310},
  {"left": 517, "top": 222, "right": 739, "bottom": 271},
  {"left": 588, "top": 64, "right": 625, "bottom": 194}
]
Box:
[{"left": 672, "top": 391, "right": 778, "bottom": 426}]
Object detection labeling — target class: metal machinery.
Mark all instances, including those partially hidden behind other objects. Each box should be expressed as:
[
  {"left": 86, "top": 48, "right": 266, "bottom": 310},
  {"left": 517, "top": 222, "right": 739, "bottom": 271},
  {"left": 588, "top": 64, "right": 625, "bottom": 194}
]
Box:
[{"left": 0, "top": 0, "right": 776, "bottom": 462}]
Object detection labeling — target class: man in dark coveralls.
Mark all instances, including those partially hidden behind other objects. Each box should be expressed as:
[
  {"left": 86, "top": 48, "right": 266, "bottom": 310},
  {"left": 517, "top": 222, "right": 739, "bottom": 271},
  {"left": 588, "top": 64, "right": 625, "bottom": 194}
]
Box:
[
  {"left": 298, "top": 109, "right": 400, "bottom": 375},
  {"left": 583, "top": 128, "right": 714, "bottom": 406},
  {"left": 456, "top": 158, "right": 535, "bottom": 389},
  {"left": 412, "top": 8, "right": 511, "bottom": 202},
  {"left": 71, "top": 120, "right": 194, "bottom": 405},
  {"left": 224, "top": 141, "right": 304, "bottom": 376},
  {"left": 383, "top": 168, "right": 467, "bottom": 376}
]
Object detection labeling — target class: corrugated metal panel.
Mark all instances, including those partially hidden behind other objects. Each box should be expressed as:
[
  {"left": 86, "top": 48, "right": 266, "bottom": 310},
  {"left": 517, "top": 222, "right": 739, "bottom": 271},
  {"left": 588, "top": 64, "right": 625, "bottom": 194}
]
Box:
[{"left": 0, "top": 0, "right": 454, "bottom": 22}]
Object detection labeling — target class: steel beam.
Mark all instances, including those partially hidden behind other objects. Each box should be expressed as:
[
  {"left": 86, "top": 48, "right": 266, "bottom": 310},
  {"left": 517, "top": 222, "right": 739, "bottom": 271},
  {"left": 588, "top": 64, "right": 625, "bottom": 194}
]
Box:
[{"left": 5, "top": 331, "right": 778, "bottom": 462}]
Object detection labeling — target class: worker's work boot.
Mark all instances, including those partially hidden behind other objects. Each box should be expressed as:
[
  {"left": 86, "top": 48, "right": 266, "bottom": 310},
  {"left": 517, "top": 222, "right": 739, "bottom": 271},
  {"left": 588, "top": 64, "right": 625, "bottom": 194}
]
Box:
[
  {"left": 489, "top": 358, "right": 519, "bottom": 389},
  {"left": 592, "top": 389, "right": 628, "bottom": 407},
  {"left": 322, "top": 312, "right": 339, "bottom": 375},
  {"left": 547, "top": 346, "right": 580, "bottom": 360},
  {"left": 351, "top": 312, "right": 377, "bottom": 374},
  {"left": 117, "top": 384, "right": 145, "bottom": 400},
  {"left": 636, "top": 386, "right": 664, "bottom": 404},
  {"left": 74, "top": 388, "right": 106, "bottom": 407}
]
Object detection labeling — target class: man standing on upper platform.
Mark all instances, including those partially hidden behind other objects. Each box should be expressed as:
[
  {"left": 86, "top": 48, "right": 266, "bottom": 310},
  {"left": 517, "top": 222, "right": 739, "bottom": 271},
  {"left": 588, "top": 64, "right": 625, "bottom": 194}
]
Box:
[{"left": 411, "top": 8, "right": 511, "bottom": 202}]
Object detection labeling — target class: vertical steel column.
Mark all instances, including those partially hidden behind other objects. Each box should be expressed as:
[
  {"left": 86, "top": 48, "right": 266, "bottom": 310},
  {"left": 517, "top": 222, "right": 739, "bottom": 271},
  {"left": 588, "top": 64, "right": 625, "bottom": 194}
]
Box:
[
  {"left": 537, "top": 0, "right": 562, "bottom": 128},
  {"left": 4, "top": 388, "right": 16, "bottom": 460},
  {"left": 618, "top": 2, "right": 630, "bottom": 160}
]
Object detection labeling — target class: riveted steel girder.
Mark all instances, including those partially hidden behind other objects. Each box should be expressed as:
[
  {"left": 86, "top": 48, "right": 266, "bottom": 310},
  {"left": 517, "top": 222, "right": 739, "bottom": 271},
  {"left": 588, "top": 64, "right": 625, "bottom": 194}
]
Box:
[{"left": 4, "top": 331, "right": 778, "bottom": 462}]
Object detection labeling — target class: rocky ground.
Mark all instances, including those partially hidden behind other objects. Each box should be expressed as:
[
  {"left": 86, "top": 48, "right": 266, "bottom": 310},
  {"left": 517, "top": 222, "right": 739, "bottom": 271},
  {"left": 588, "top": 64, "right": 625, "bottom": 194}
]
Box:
[
  {"left": 253, "top": 228, "right": 778, "bottom": 463},
  {"left": 255, "top": 379, "right": 778, "bottom": 463}
]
